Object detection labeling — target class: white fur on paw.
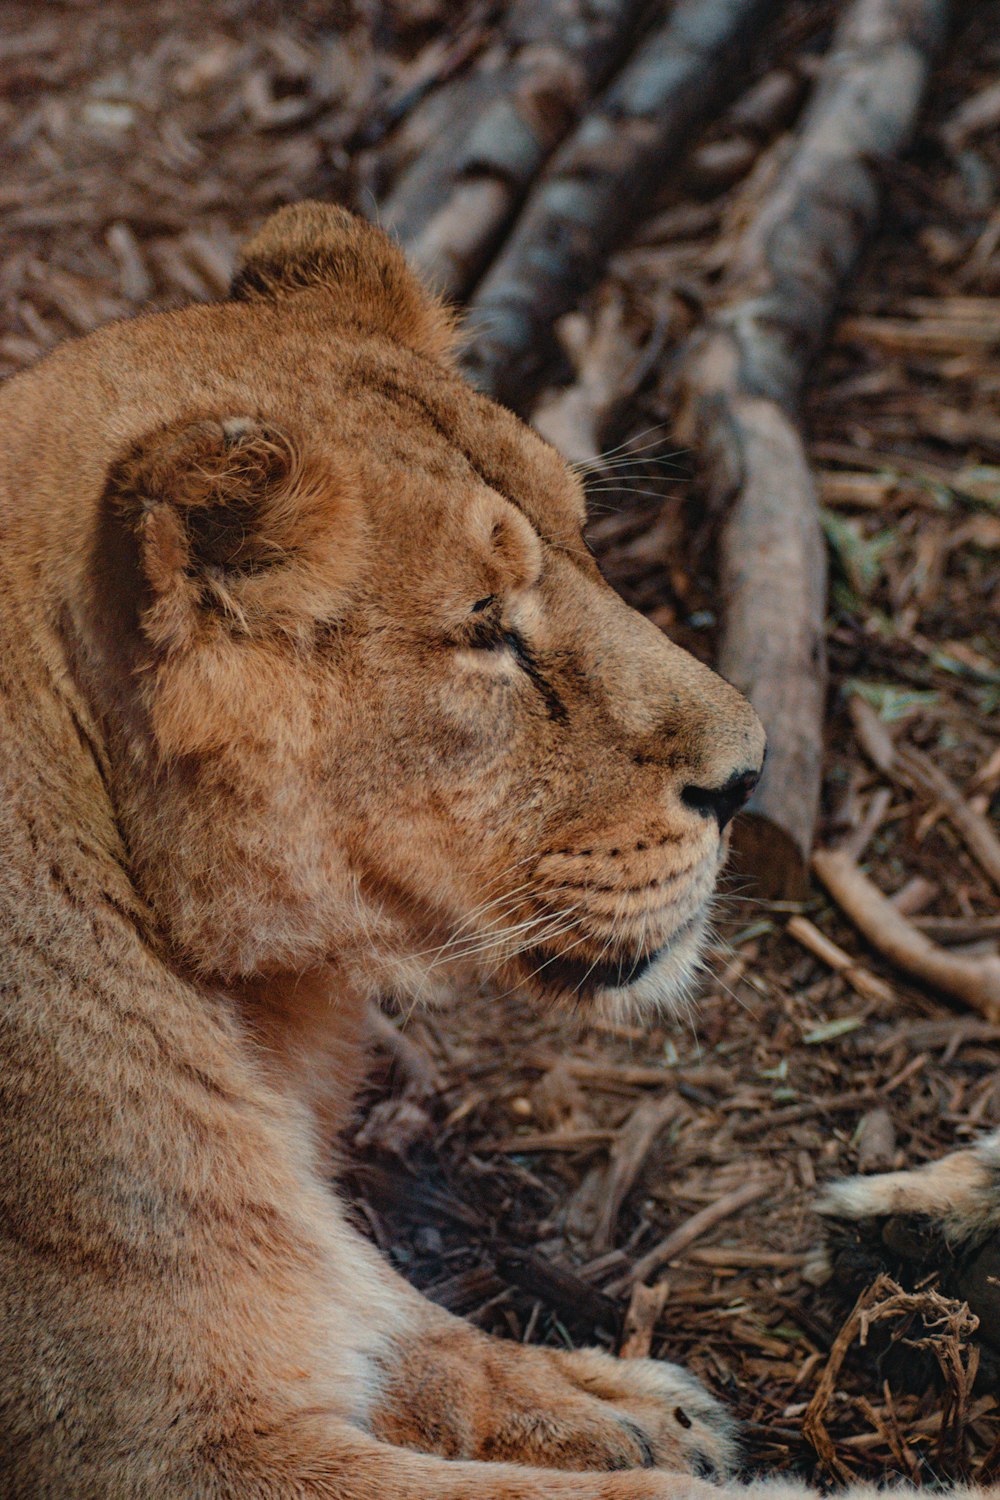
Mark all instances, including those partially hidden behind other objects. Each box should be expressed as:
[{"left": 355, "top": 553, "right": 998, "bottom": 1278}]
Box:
[
  {"left": 567, "top": 1349, "right": 739, "bottom": 1479},
  {"left": 819, "top": 1131, "right": 1000, "bottom": 1248},
  {"left": 629, "top": 1358, "right": 738, "bottom": 1476}
]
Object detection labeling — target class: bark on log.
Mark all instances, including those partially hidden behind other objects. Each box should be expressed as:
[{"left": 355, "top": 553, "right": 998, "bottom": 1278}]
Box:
[
  {"left": 673, "top": 0, "right": 950, "bottom": 899},
  {"left": 380, "top": 0, "right": 650, "bottom": 299},
  {"left": 529, "top": 69, "right": 805, "bottom": 463},
  {"left": 461, "top": 0, "right": 780, "bottom": 407}
]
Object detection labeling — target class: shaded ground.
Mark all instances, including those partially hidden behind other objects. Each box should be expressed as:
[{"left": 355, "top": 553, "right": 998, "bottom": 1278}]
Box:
[{"left": 2, "top": 0, "right": 998, "bottom": 1486}]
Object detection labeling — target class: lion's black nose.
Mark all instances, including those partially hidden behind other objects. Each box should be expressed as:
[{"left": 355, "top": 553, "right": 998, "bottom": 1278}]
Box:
[{"left": 682, "top": 767, "right": 760, "bottom": 831}]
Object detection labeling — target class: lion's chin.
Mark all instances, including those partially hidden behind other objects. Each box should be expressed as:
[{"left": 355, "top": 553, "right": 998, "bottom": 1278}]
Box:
[{"left": 513, "top": 910, "right": 710, "bottom": 1023}]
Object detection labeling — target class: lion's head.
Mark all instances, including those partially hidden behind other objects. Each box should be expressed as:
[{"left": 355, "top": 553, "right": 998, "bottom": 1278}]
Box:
[{"left": 32, "top": 204, "right": 763, "bottom": 1019}]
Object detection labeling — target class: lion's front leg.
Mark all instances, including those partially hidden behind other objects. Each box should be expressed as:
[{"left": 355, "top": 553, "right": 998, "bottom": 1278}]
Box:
[{"left": 367, "top": 1287, "right": 736, "bottom": 1479}]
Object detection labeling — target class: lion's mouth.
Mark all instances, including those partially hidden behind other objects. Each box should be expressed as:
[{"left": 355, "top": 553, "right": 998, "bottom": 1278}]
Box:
[
  {"left": 520, "top": 910, "right": 704, "bottom": 999},
  {"left": 521, "top": 942, "right": 667, "bottom": 997}
]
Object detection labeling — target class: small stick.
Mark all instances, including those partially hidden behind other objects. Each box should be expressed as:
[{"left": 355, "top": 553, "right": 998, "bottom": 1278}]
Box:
[
  {"left": 688, "top": 1247, "right": 808, "bottom": 1269},
  {"left": 848, "top": 694, "right": 896, "bottom": 774},
  {"left": 492, "top": 1245, "right": 620, "bottom": 1332},
  {"left": 591, "top": 1094, "right": 681, "bottom": 1252},
  {"left": 913, "top": 914, "right": 1000, "bottom": 945},
  {"left": 786, "top": 913, "right": 894, "bottom": 1005},
  {"left": 850, "top": 695, "right": 1000, "bottom": 895},
  {"left": 527, "top": 1053, "right": 683, "bottom": 1088},
  {"left": 619, "top": 1279, "right": 670, "bottom": 1359},
  {"left": 491, "top": 1128, "right": 617, "bottom": 1153},
  {"left": 890, "top": 874, "right": 939, "bottom": 917},
  {"left": 812, "top": 847, "right": 1000, "bottom": 1021},
  {"left": 612, "top": 1178, "right": 770, "bottom": 1291},
  {"left": 842, "top": 785, "right": 894, "bottom": 863},
  {"left": 896, "top": 743, "right": 1000, "bottom": 896},
  {"left": 733, "top": 1089, "right": 877, "bottom": 1139}
]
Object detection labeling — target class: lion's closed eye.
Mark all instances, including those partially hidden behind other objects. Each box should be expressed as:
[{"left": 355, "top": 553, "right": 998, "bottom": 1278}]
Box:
[
  {"left": 458, "top": 611, "right": 568, "bottom": 725},
  {"left": 460, "top": 607, "right": 526, "bottom": 662}
]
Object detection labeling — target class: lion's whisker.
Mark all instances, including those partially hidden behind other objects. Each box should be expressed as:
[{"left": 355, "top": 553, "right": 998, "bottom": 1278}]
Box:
[
  {"left": 569, "top": 423, "right": 682, "bottom": 473},
  {"left": 405, "top": 899, "right": 550, "bottom": 967},
  {"left": 415, "top": 905, "right": 582, "bottom": 973}
]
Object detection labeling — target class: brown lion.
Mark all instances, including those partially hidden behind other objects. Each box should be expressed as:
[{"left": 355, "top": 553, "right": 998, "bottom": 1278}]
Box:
[{"left": 0, "top": 203, "right": 995, "bottom": 1499}]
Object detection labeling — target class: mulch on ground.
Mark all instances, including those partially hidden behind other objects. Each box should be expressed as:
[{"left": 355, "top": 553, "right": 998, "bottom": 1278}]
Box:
[{"left": 2, "top": 0, "right": 997, "bottom": 1485}]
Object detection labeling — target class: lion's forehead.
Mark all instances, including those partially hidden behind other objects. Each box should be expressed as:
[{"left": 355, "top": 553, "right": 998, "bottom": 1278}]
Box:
[{"left": 322, "top": 356, "right": 587, "bottom": 548}]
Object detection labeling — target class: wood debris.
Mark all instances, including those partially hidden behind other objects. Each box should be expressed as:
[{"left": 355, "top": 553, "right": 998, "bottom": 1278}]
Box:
[
  {"left": 461, "top": 0, "right": 779, "bottom": 406},
  {"left": 804, "top": 1275, "right": 980, "bottom": 1482},
  {"left": 851, "top": 696, "right": 1000, "bottom": 896},
  {"left": 813, "top": 846, "right": 1000, "bottom": 1021}
]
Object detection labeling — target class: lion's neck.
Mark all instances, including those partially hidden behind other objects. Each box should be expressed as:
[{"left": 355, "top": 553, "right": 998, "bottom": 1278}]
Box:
[
  {"left": 1, "top": 564, "right": 371, "bottom": 1168},
  {"left": 228, "top": 965, "right": 372, "bottom": 1160}
]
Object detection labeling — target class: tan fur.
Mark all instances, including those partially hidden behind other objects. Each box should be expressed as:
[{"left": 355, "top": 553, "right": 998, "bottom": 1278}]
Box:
[
  {"left": 0, "top": 202, "right": 779, "bottom": 1498},
  {"left": 820, "top": 1129, "right": 1000, "bottom": 1245}
]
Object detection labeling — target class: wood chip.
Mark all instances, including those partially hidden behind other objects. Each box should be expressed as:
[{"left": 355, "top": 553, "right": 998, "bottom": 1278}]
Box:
[
  {"left": 786, "top": 913, "right": 894, "bottom": 1004},
  {"left": 619, "top": 1278, "right": 670, "bottom": 1359}
]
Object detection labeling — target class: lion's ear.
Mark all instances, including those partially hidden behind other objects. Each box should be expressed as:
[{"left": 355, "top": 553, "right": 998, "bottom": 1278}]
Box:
[
  {"left": 230, "top": 202, "right": 458, "bottom": 363},
  {"left": 103, "top": 415, "right": 361, "bottom": 650}
]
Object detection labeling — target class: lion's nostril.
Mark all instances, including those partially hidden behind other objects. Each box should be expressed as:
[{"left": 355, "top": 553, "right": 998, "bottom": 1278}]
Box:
[{"left": 682, "top": 766, "right": 760, "bottom": 832}]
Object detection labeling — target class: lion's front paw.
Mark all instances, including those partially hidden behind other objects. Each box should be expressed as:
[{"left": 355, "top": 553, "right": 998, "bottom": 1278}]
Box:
[{"left": 484, "top": 1346, "right": 737, "bottom": 1480}]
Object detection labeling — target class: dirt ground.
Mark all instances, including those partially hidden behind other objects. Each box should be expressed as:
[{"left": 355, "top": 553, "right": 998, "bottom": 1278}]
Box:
[{"left": 2, "top": 0, "right": 998, "bottom": 1486}]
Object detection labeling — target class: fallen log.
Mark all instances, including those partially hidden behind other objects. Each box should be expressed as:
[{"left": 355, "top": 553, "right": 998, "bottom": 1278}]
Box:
[
  {"left": 672, "top": 0, "right": 950, "bottom": 899},
  {"left": 380, "top": 0, "right": 650, "bottom": 298},
  {"left": 812, "top": 846, "right": 1000, "bottom": 1022},
  {"left": 530, "top": 79, "right": 806, "bottom": 463},
  {"left": 355, "top": 15, "right": 492, "bottom": 154},
  {"left": 461, "top": 0, "right": 780, "bottom": 407}
]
